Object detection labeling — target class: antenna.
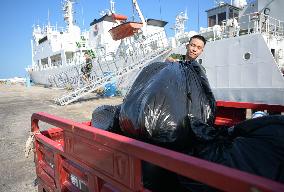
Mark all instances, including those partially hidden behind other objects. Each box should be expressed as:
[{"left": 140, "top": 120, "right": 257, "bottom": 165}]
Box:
[
  {"left": 81, "top": 6, "right": 84, "bottom": 28},
  {"left": 174, "top": 10, "right": 188, "bottom": 36},
  {"left": 110, "top": 0, "right": 115, "bottom": 13},
  {"left": 47, "top": 9, "right": 50, "bottom": 26},
  {"left": 197, "top": 0, "right": 200, "bottom": 31},
  {"left": 214, "top": 0, "right": 224, "bottom": 7},
  {"left": 132, "top": 0, "right": 135, "bottom": 21},
  {"left": 158, "top": 0, "right": 162, "bottom": 20}
]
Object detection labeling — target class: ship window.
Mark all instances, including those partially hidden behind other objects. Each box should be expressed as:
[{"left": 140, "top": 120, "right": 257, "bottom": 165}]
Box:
[
  {"left": 208, "top": 15, "right": 216, "bottom": 27},
  {"left": 218, "top": 12, "right": 226, "bottom": 25},
  {"left": 229, "top": 9, "right": 234, "bottom": 19},
  {"left": 264, "top": 8, "right": 270, "bottom": 15},
  {"left": 278, "top": 49, "right": 283, "bottom": 59},
  {"left": 229, "top": 9, "right": 239, "bottom": 19},
  {"left": 243, "top": 52, "right": 251, "bottom": 60},
  {"left": 234, "top": 12, "right": 239, "bottom": 19},
  {"left": 38, "top": 36, "right": 48, "bottom": 44},
  {"left": 81, "top": 36, "right": 86, "bottom": 41}
]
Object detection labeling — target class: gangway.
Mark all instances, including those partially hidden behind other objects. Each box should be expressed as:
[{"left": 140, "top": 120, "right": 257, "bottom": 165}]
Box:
[{"left": 54, "top": 47, "right": 171, "bottom": 106}]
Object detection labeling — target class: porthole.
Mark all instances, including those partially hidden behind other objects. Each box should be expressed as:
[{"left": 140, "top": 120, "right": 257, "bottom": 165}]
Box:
[
  {"left": 264, "top": 8, "right": 270, "bottom": 15},
  {"left": 243, "top": 52, "right": 251, "bottom": 60}
]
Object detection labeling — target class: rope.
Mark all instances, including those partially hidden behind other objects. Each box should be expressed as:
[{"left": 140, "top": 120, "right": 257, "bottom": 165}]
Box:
[{"left": 25, "top": 132, "right": 37, "bottom": 158}]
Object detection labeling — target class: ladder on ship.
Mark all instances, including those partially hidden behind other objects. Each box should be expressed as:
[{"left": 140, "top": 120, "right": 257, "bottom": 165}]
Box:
[{"left": 54, "top": 47, "right": 171, "bottom": 106}]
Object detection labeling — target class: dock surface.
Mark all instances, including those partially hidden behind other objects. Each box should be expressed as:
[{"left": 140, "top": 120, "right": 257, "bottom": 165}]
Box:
[{"left": 0, "top": 83, "right": 122, "bottom": 191}]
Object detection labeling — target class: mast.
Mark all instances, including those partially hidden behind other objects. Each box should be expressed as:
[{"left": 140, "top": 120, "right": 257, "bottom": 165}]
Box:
[
  {"left": 174, "top": 10, "right": 188, "bottom": 36},
  {"left": 198, "top": 0, "right": 200, "bottom": 31},
  {"left": 63, "top": 0, "right": 75, "bottom": 30},
  {"left": 110, "top": 0, "right": 115, "bottom": 13}
]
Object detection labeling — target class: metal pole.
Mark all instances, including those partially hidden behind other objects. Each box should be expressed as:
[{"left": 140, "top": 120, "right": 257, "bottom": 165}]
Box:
[{"left": 198, "top": 0, "right": 200, "bottom": 32}]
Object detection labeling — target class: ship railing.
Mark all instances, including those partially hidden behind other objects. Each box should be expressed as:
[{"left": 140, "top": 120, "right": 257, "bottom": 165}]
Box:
[
  {"left": 92, "top": 29, "right": 168, "bottom": 72},
  {"left": 87, "top": 30, "right": 169, "bottom": 83},
  {"left": 48, "top": 42, "right": 169, "bottom": 90},
  {"left": 42, "top": 64, "right": 48, "bottom": 70},
  {"left": 48, "top": 30, "right": 169, "bottom": 89},
  {"left": 94, "top": 30, "right": 167, "bottom": 62},
  {"left": 66, "top": 58, "right": 75, "bottom": 65},
  {"left": 117, "top": 30, "right": 167, "bottom": 65},
  {"left": 28, "top": 60, "right": 64, "bottom": 72},
  {"left": 244, "top": 12, "right": 284, "bottom": 37},
  {"left": 263, "top": 15, "right": 284, "bottom": 36},
  {"left": 202, "top": 12, "right": 284, "bottom": 42},
  {"left": 50, "top": 60, "right": 63, "bottom": 67},
  {"left": 33, "top": 24, "right": 67, "bottom": 35},
  {"left": 26, "top": 65, "right": 34, "bottom": 72},
  {"left": 26, "top": 64, "right": 38, "bottom": 72}
]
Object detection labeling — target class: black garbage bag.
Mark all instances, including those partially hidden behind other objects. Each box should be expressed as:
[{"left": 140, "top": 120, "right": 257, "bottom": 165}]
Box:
[
  {"left": 178, "top": 115, "right": 284, "bottom": 191},
  {"left": 225, "top": 115, "right": 284, "bottom": 182},
  {"left": 192, "top": 115, "right": 284, "bottom": 182},
  {"left": 119, "top": 61, "right": 216, "bottom": 150},
  {"left": 91, "top": 105, "right": 121, "bottom": 134}
]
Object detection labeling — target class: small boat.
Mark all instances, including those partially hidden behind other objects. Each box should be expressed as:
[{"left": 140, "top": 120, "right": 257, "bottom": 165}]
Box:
[{"left": 109, "top": 22, "right": 143, "bottom": 40}]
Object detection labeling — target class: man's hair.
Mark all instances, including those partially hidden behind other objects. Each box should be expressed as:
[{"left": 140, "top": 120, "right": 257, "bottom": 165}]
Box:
[{"left": 189, "top": 35, "right": 206, "bottom": 46}]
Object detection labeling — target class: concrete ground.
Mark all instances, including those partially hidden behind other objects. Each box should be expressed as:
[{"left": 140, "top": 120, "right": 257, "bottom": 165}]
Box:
[{"left": 0, "top": 83, "right": 122, "bottom": 192}]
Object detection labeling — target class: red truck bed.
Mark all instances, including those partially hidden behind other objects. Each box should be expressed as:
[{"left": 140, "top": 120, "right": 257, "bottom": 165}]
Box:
[{"left": 31, "top": 101, "right": 284, "bottom": 192}]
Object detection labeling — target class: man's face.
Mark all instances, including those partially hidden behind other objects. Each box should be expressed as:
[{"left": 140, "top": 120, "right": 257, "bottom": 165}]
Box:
[{"left": 186, "top": 38, "right": 205, "bottom": 61}]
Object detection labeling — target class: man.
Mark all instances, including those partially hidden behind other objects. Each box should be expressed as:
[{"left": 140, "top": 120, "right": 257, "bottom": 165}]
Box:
[
  {"left": 184, "top": 34, "right": 216, "bottom": 126},
  {"left": 185, "top": 34, "right": 206, "bottom": 61},
  {"left": 81, "top": 52, "right": 93, "bottom": 83},
  {"left": 166, "top": 34, "right": 206, "bottom": 63}
]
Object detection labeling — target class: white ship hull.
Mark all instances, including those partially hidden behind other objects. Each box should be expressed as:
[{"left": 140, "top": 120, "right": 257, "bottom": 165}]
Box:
[
  {"left": 28, "top": 63, "right": 79, "bottom": 85},
  {"left": 202, "top": 33, "right": 284, "bottom": 105},
  {"left": 175, "top": 33, "right": 284, "bottom": 105}
]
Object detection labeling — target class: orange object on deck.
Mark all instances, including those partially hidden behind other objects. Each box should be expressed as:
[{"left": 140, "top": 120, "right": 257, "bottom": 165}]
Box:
[
  {"left": 109, "top": 22, "right": 143, "bottom": 40},
  {"left": 111, "top": 13, "right": 128, "bottom": 21}
]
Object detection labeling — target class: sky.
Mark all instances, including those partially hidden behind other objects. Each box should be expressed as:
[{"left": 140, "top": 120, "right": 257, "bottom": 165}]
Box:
[{"left": 0, "top": 0, "right": 219, "bottom": 79}]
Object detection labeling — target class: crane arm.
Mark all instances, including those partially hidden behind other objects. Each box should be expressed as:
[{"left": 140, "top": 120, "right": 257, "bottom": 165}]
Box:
[{"left": 132, "top": 0, "right": 147, "bottom": 26}]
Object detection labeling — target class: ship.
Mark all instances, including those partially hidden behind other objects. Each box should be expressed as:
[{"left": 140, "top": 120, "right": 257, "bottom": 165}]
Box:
[
  {"left": 26, "top": 0, "right": 171, "bottom": 105},
  {"left": 173, "top": 0, "right": 284, "bottom": 106},
  {"left": 27, "top": 0, "right": 284, "bottom": 106}
]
